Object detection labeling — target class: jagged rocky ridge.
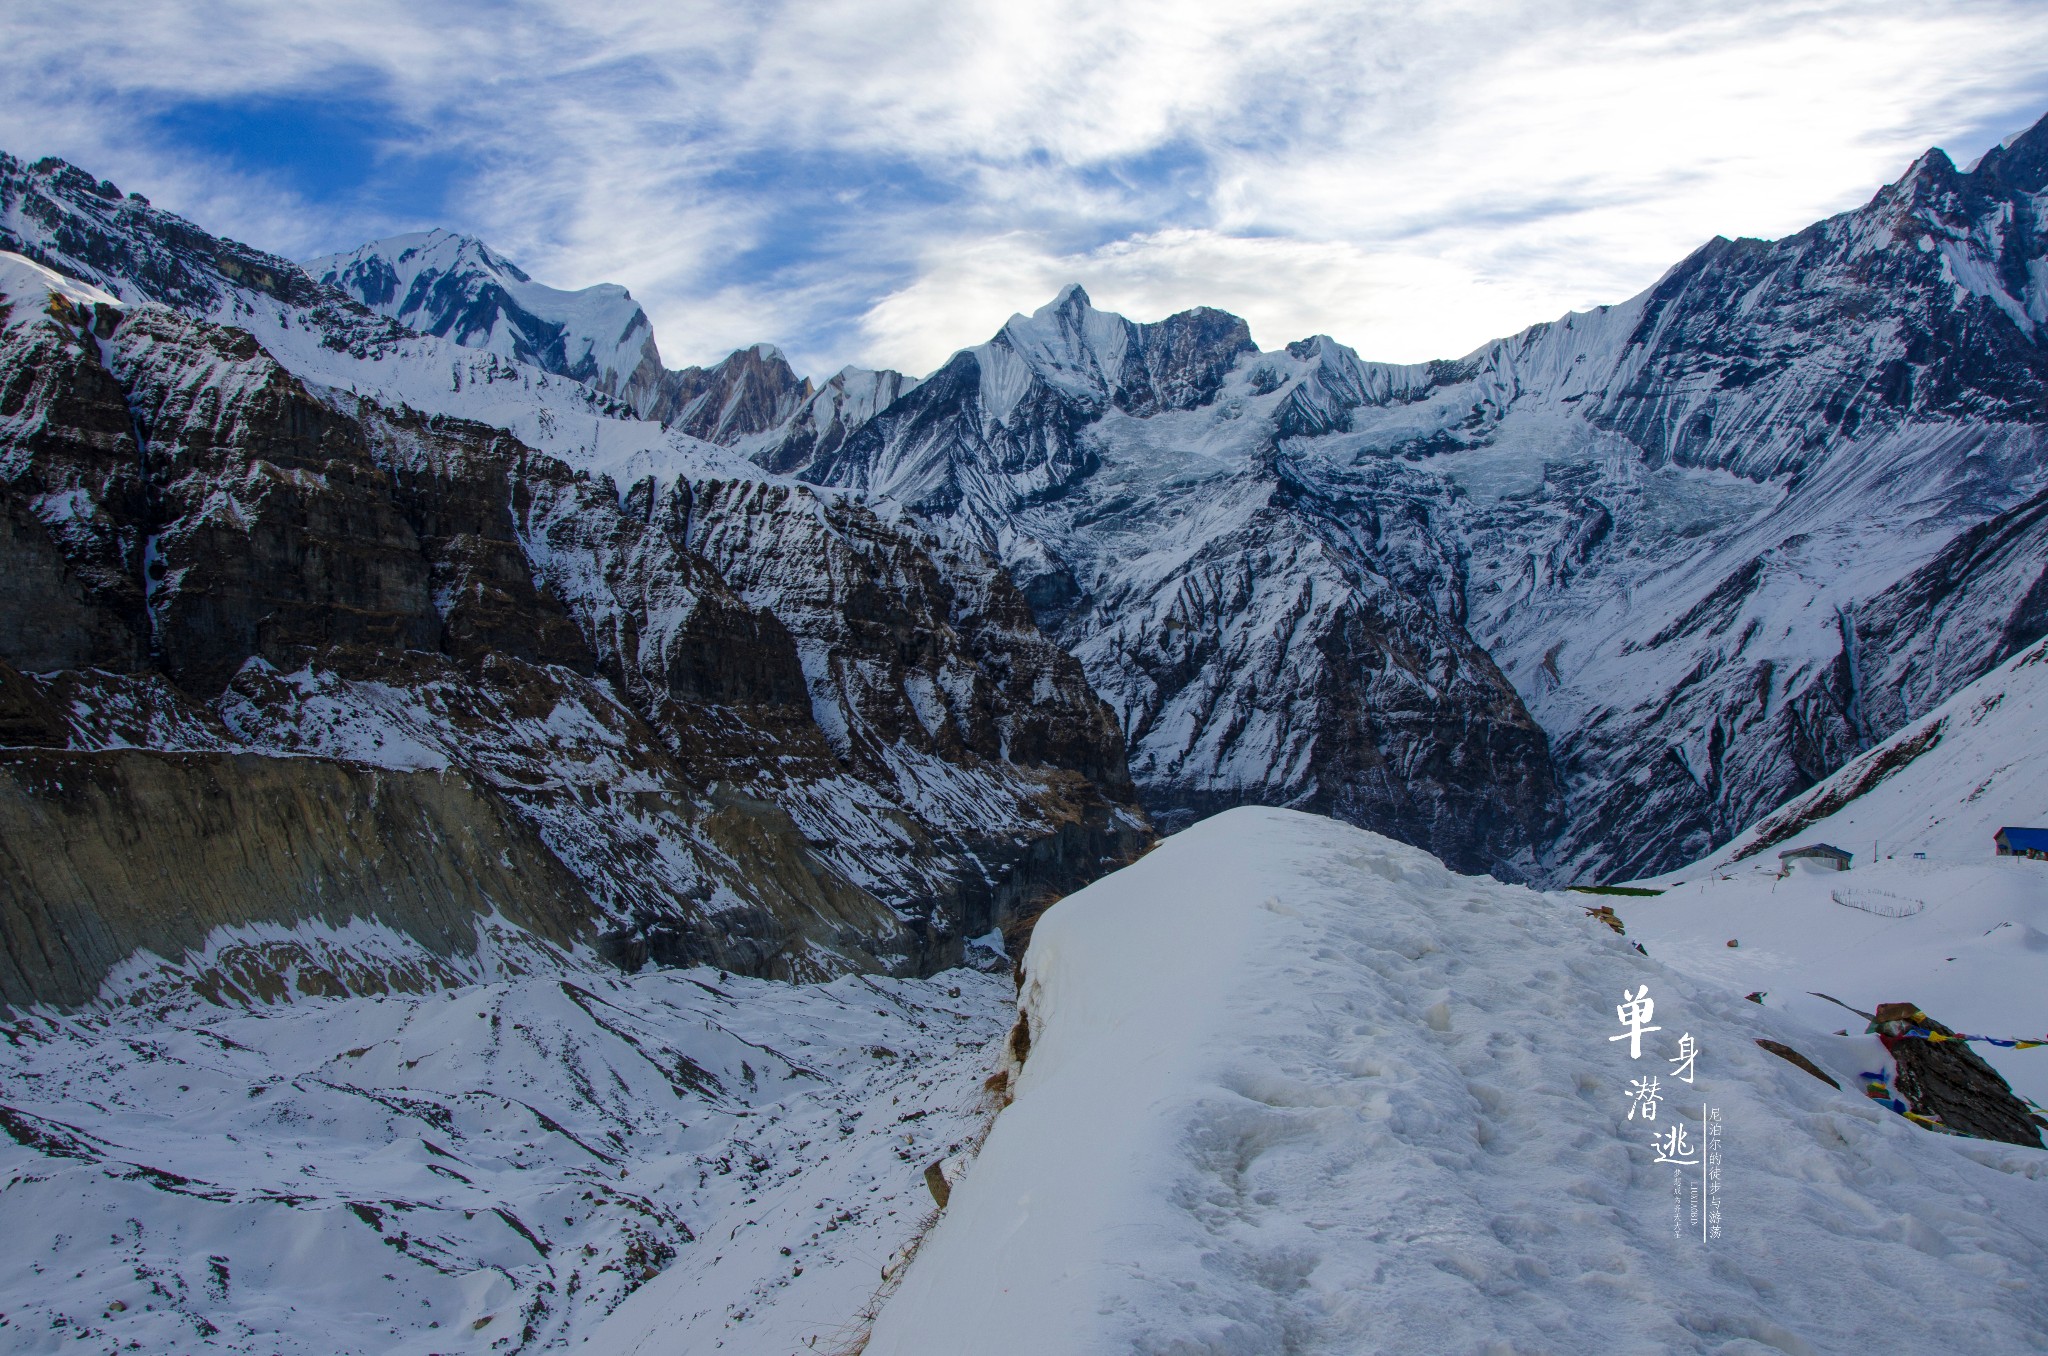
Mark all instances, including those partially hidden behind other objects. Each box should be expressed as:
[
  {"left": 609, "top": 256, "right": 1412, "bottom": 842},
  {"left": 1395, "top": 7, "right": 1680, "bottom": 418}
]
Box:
[{"left": 0, "top": 182, "right": 1146, "bottom": 1008}]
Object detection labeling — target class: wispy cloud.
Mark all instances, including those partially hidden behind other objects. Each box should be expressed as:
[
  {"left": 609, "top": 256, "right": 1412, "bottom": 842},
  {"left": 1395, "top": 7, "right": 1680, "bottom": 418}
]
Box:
[{"left": 5, "top": 1, "right": 2048, "bottom": 375}]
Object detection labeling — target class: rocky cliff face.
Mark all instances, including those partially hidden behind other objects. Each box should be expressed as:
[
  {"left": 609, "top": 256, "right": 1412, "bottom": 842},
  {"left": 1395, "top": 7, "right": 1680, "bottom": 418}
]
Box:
[
  {"left": 643, "top": 343, "right": 813, "bottom": 442},
  {"left": 1420, "top": 121, "right": 2048, "bottom": 881},
  {"left": 0, "top": 244, "right": 1146, "bottom": 1009},
  {"left": 0, "top": 746, "right": 601, "bottom": 1010}
]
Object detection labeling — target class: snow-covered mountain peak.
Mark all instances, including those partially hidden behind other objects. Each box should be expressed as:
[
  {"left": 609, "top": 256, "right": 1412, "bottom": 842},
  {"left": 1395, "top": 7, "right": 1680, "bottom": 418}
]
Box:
[
  {"left": 321, "top": 227, "right": 536, "bottom": 291},
  {"left": 976, "top": 285, "right": 1131, "bottom": 420},
  {"left": 965, "top": 287, "right": 1257, "bottom": 428},
  {"left": 308, "top": 225, "right": 824, "bottom": 442},
  {"left": 309, "top": 228, "right": 664, "bottom": 408},
  {"left": 1003, "top": 281, "right": 1095, "bottom": 330}
]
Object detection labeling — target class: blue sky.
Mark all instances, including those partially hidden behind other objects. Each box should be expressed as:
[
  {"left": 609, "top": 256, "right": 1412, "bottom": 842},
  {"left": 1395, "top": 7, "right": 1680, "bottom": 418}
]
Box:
[{"left": 6, "top": 1, "right": 2048, "bottom": 376}]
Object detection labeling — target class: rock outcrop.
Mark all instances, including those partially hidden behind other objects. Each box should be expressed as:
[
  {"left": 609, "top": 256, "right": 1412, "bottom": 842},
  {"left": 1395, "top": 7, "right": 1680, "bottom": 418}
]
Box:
[{"left": 1873, "top": 1002, "right": 2045, "bottom": 1148}]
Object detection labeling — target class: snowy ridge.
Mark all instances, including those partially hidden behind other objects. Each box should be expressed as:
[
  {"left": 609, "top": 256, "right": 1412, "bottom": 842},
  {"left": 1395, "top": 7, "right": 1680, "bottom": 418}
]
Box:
[
  {"left": 0, "top": 153, "right": 701, "bottom": 476},
  {"left": 870, "top": 809, "right": 2048, "bottom": 1354}
]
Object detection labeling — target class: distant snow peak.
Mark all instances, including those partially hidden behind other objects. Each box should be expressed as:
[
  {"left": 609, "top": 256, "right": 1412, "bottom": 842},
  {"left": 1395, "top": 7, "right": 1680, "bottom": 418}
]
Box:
[
  {"left": 967, "top": 285, "right": 1257, "bottom": 429},
  {"left": 306, "top": 236, "right": 832, "bottom": 445},
  {"left": 309, "top": 228, "right": 664, "bottom": 410}
]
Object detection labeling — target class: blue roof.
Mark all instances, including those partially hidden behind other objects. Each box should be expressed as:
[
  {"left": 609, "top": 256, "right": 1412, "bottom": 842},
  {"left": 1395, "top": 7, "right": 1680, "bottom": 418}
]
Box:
[{"left": 1997, "top": 827, "right": 2048, "bottom": 850}]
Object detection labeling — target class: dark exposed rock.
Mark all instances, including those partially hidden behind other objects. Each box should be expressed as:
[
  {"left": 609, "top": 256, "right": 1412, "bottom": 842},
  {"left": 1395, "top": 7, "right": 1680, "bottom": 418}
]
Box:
[
  {"left": 644, "top": 344, "right": 813, "bottom": 442},
  {"left": 358, "top": 407, "right": 596, "bottom": 673},
  {"left": 1873, "top": 1003, "right": 2044, "bottom": 1149},
  {"left": 114, "top": 308, "right": 444, "bottom": 693},
  {"left": 0, "top": 660, "right": 69, "bottom": 747},
  {"left": 0, "top": 299, "right": 150, "bottom": 672},
  {"left": 1784, "top": 482, "right": 2048, "bottom": 782},
  {"left": 1115, "top": 303, "right": 1257, "bottom": 417}
]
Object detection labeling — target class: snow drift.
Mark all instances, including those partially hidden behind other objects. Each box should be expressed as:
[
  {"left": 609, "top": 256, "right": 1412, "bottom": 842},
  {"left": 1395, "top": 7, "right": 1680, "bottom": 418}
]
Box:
[{"left": 869, "top": 808, "right": 2048, "bottom": 1355}]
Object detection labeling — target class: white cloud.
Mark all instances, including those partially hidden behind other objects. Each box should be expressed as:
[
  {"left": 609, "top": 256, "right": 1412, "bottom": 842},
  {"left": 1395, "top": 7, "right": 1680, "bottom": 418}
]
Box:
[{"left": 3, "top": 1, "right": 2047, "bottom": 375}]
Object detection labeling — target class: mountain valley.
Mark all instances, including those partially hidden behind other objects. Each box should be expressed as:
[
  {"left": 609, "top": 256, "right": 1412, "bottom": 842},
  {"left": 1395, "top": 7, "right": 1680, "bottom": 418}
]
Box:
[{"left": 2, "top": 103, "right": 2047, "bottom": 1354}]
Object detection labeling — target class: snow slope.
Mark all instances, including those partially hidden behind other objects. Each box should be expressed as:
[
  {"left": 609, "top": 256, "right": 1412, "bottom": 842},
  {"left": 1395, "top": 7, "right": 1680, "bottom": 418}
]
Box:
[
  {"left": 0, "top": 250, "right": 120, "bottom": 318},
  {"left": 1657, "top": 634, "right": 2048, "bottom": 872},
  {"left": 0, "top": 964, "right": 1009, "bottom": 1354},
  {"left": 869, "top": 808, "right": 2048, "bottom": 1355}
]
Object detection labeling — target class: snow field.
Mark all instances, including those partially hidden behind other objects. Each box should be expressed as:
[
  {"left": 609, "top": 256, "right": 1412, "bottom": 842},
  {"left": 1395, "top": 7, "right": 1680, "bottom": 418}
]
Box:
[
  {"left": 0, "top": 965, "right": 1011, "bottom": 1354},
  {"left": 869, "top": 807, "right": 2048, "bottom": 1355},
  {"left": 0, "top": 250, "right": 121, "bottom": 322},
  {"left": 1620, "top": 856, "right": 2048, "bottom": 1108}
]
